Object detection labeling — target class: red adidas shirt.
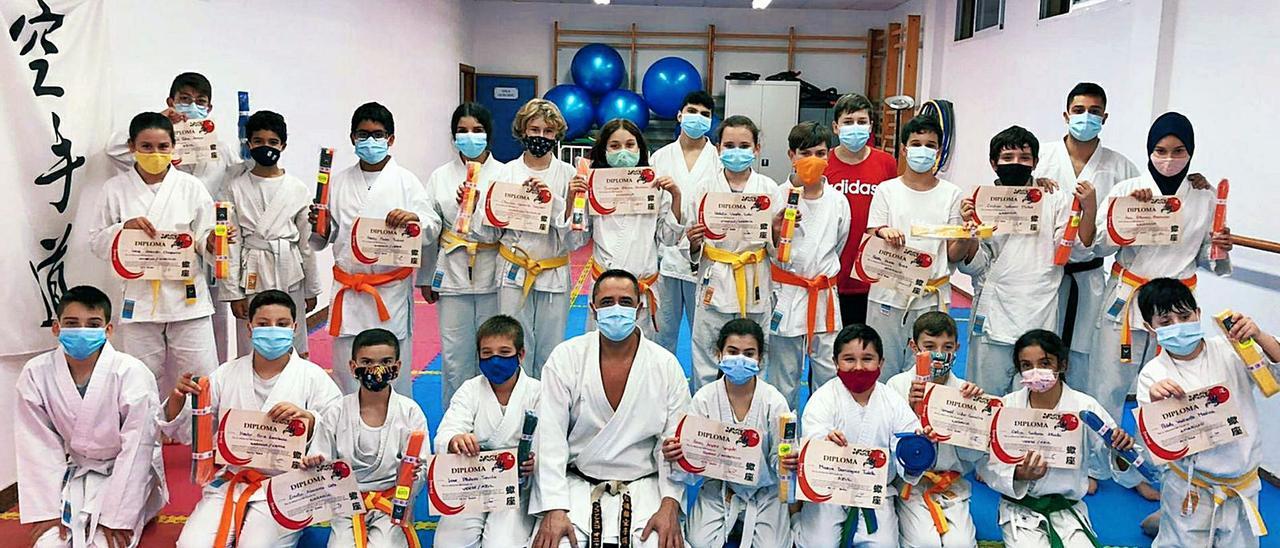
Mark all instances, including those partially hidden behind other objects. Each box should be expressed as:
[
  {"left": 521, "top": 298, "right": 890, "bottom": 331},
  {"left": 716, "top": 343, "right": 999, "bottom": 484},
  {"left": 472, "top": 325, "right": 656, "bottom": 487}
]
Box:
[{"left": 825, "top": 147, "right": 899, "bottom": 294}]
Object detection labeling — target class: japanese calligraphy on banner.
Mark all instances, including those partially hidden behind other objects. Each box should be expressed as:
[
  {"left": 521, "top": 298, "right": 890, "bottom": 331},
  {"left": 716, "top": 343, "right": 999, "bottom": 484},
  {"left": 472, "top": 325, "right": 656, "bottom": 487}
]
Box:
[{"left": 1, "top": 0, "right": 114, "bottom": 356}]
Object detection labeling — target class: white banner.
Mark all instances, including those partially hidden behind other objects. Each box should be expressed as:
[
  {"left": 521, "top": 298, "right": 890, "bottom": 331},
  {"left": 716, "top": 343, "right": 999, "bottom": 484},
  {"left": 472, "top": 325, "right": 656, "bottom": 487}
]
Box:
[{"left": 1, "top": 0, "right": 114, "bottom": 357}]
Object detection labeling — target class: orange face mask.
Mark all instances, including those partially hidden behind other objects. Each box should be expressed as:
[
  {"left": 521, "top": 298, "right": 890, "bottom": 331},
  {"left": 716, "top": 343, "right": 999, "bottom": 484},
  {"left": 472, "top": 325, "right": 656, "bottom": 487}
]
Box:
[{"left": 794, "top": 155, "right": 828, "bottom": 185}]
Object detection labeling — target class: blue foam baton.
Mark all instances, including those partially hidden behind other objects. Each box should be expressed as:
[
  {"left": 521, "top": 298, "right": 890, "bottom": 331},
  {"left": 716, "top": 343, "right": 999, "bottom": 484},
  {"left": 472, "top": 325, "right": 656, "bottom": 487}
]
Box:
[{"left": 1080, "top": 410, "right": 1161, "bottom": 484}]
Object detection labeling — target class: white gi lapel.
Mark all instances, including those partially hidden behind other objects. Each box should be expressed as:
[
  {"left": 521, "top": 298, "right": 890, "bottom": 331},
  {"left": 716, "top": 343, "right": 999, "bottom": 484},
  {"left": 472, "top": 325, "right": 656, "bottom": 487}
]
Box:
[{"left": 144, "top": 168, "right": 185, "bottom": 229}]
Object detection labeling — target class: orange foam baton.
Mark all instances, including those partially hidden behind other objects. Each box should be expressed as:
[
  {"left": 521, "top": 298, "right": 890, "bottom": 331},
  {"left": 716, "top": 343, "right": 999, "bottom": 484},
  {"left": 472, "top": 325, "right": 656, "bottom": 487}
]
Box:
[
  {"left": 391, "top": 430, "right": 426, "bottom": 525},
  {"left": 312, "top": 147, "right": 335, "bottom": 239},
  {"left": 191, "top": 376, "right": 216, "bottom": 486},
  {"left": 1054, "top": 197, "right": 1084, "bottom": 266}
]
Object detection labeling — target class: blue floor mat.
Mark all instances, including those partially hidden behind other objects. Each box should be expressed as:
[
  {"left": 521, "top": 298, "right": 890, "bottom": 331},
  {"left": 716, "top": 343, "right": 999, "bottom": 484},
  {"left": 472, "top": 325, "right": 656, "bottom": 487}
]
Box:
[{"left": 297, "top": 301, "right": 1277, "bottom": 547}]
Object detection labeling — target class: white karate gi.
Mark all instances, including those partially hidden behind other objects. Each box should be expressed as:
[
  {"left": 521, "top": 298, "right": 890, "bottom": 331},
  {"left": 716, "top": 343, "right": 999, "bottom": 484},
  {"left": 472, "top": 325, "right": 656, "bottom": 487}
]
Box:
[
  {"left": 1034, "top": 139, "right": 1141, "bottom": 381},
  {"left": 884, "top": 371, "right": 982, "bottom": 547},
  {"left": 161, "top": 352, "right": 342, "bottom": 548},
  {"left": 17, "top": 344, "right": 167, "bottom": 548},
  {"left": 1090, "top": 174, "right": 1231, "bottom": 423},
  {"left": 651, "top": 141, "right": 722, "bottom": 355},
  {"left": 88, "top": 167, "right": 218, "bottom": 396},
  {"left": 1137, "top": 336, "right": 1277, "bottom": 547},
  {"left": 864, "top": 177, "right": 963, "bottom": 379},
  {"left": 965, "top": 186, "right": 1074, "bottom": 396},
  {"left": 531, "top": 332, "right": 691, "bottom": 547},
  {"left": 567, "top": 168, "right": 684, "bottom": 340},
  {"left": 312, "top": 392, "right": 430, "bottom": 548},
  {"left": 217, "top": 171, "right": 321, "bottom": 357},
  {"left": 473, "top": 157, "right": 576, "bottom": 378},
  {"left": 110, "top": 132, "right": 244, "bottom": 363},
  {"left": 977, "top": 385, "right": 1140, "bottom": 548},
  {"left": 791, "top": 379, "right": 922, "bottom": 547},
  {"left": 684, "top": 378, "right": 792, "bottom": 548},
  {"left": 420, "top": 155, "right": 505, "bottom": 405},
  {"left": 314, "top": 159, "right": 438, "bottom": 396},
  {"left": 684, "top": 169, "right": 776, "bottom": 393},
  {"left": 765, "top": 179, "right": 849, "bottom": 409},
  {"left": 433, "top": 371, "right": 543, "bottom": 547}
]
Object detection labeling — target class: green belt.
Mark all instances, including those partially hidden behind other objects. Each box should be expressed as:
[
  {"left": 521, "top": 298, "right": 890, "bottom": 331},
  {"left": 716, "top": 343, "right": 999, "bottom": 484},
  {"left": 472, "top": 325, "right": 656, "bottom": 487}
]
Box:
[
  {"left": 1002, "top": 493, "right": 1100, "bottom": 548},
  {"left": 839, "top": 506, "right": 878, "bottom": 547}
]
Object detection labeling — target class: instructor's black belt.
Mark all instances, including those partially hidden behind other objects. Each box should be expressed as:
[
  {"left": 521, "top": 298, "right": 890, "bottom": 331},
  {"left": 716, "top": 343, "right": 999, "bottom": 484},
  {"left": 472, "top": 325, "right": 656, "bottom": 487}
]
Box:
[
  {"left": 569, "top": 466, "right": 657, "bottom": 548},
  {"left": 1063, "top": 257, "right": 1104, "bottom": 276}
]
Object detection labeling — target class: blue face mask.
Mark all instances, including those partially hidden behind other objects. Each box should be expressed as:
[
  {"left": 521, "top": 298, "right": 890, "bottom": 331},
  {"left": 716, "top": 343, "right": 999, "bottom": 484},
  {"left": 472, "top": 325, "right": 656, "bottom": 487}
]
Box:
[
  {"left": 251, "top": 326, "right": 295, "bottom": 360},
  {"left": 839, "top": 124, "right": 871, "bottom": 153},
  {"left": 355, "top": 137, "right": 390, "bottom": 164},
  {"left": 1155, "top": 321, "right": 1204, "bottom": 356},
  {"left": 681, "top": 113, "right": 712, "bottom": 140},
  {"left": 906, "top": 146, "right": 937, "bottom": 174},
  {"left": 175, "top": 102, "right": 208, "bottom": 120},
  {"left": 719, "top": 354, "right": 759, "bottom": 385},
  {"left": 607, "top": 149, "right": 640, "bottom": 168},
  {"left": 479, "top": 354, "right": 520, "bottom": 384},
  {"left": 1068, "top": 113, "right": 1104, "bottom": 142},
  {"left": 454, "top": 132, "right": 487, "bottom": 159},
  {"left": 58, "top": 327, "right": 107, "bottom": 361},
  {"left": 596, "top": 304, "right": 638, "bottom": 342},
  {"left": 720, "top": 147, "right": 755, "bottom": 173}
]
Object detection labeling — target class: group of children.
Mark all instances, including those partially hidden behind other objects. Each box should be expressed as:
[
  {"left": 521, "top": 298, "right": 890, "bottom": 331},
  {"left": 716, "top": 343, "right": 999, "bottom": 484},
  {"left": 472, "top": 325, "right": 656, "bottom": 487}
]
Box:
[{"left": 12, "top": 70, "right": 1277, "bottom": 548}]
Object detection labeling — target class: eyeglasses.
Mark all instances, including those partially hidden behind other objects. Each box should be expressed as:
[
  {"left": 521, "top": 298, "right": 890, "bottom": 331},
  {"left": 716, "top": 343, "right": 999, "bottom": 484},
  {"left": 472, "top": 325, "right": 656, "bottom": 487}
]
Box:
[
  {"left": 354, "top": 130, "right": 390, "bottom": 140},
  {"left": 357, "top": 358, "right": 398, "bottom": 368}
]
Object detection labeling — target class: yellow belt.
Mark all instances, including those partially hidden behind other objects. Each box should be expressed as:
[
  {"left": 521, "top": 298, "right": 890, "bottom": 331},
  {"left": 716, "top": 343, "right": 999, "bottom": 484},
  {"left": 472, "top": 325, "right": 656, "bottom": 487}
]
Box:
[
  {"left": 701, "top": 244, "right": 766, "bottom": 317},
  {"left": 899, "top": 275, "right": 951, "bottom": 325},
  {"left": 1169, "top": 461, "right": 1266, "bottom": 537},
  {"left": 439, "top": 228, "right": 498, "bottom": 280},
  {"left": 499, "top": 245, "right": 570, "bottom": 304}
]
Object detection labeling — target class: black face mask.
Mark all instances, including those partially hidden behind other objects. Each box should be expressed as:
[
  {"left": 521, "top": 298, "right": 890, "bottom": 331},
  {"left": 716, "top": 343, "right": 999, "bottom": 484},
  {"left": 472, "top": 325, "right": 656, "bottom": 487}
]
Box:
[
  {"left": 249, "top": 145, "right": 281, "bottom": 167},
  {"left": 355, "top": 365, "right": 399, "bottom": 392},
  {"left": 994, "top": 163, "right": 1033, "bottom": 186},
  {"left": 522, "top": 136, "right": 555, "bottom": 158}
]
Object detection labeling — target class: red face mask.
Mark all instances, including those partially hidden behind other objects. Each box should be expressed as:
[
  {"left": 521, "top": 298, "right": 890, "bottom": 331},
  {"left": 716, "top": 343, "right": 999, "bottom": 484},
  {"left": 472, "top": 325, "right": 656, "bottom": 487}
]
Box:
[{"left": 838, "top": 368, "right": 879, "bottom": 394}]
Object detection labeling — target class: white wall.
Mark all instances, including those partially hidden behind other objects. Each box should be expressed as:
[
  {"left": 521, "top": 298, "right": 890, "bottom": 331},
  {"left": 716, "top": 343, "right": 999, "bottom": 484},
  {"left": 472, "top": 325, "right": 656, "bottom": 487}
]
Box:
[
  {"left": 0, "top": 0, "right": 470, "bottom": 490},
  {"left": 468, "top": 0, "right": 894, "bottom": 104},
  {"left": 911, "top": 0, "right": 1280, "bottom": 470}
]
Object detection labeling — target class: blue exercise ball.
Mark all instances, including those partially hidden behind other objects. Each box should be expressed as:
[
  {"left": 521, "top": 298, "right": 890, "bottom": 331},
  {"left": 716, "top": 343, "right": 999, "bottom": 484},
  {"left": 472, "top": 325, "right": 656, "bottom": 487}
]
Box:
[
  {"left": 642, "top": 57, "right": 703, "bottom": 119},
  {"left": 570, "top": 43, "right": 626, "bottom": 96},
  {"left": 543, "top": 84, "right": 595, "bottom": 140},
  {"left": 595, "top": 90, "right": 650, "bottom": 132}
]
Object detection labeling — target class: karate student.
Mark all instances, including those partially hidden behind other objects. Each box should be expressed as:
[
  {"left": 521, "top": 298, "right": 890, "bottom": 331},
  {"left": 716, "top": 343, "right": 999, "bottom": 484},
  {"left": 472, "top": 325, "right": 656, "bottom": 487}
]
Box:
[
  {"left": 865, "top": 115, "right": 974, "bottom": 379},
  {"left": 530, "top": 269, "right": 690, "bottom": 548},
  {"left": 787, "top": 324, "right": 922, "bottom": 547},
  {"left": 217, "top": 110, "right": 321, "bottom": 357},
  {"left": 569, "top": 120, "right": 684, "bottom": 339},
  {"left": 978, "top": 329, "right": 1142, "bottom": 548},
  {"left": 473, "top": 100, "right": 576, "bottom": 378},
  {"left": 825, "top": 93, "right": 900, "bottom": 326},
  {"left": 884, "top": 312, "right": 984, "bottom": 547},
  {"left": 308, "top": 328, "right": 430, "bottom": 548},
  {"left": 684, "top": 115, "right": 777, "bottom": 392},
  {"left": 162, "top": 289, "right": 342, "bottom": 547},
  {"left": 1033, "top": 83, "right": 1141, "bottom": 381},
  {"left": 765, "top": 122, "right": 850, "bottom": 409},
  {"left": 650, "top": 91, "right": 721, "bottom": 355},
  {"left": 1135, "top": 279, "right": 1279, "bottom": 546},
  {"left": 423, "top": 102, "right": 504, "bottom": 403},
  {"left": 17, "top": 286, "right": 167, "bottom": 548},
  {"left": 434, "top": 315, "right": 542, "bottom": 546},
  {"left": 662, "top": 318, "right": 792, "bottom": 548},
  {"left": 961, "top": 127, "right": 1097, "bottom": 396},
  {"left": 311, "top": 102, "right": 438, "bottom": 396},
  {"left": 106, "top": 72, "right": 243, "bottom": 363},
  {"left": 89, "top": 111, "right": 219, "bottom": 396},
  {"left": 1090, "top": 112, "right": 1232, "bottom": 429}
]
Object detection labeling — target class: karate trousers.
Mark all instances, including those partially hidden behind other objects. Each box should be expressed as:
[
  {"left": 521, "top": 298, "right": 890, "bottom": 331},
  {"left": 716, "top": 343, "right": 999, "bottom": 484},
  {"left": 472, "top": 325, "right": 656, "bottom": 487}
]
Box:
[
  {"left": 499, "top": 286, "right": 569, "bottom": 379},
  {"left": 766, "top": 332, "right": 837, "bottom": 410},
  {"left": 654, "top": 274, "right": 697, "bottom": 357},
  {"left": 119, "top": 315, "right": 217, "bottom": 397},
  {"left": 437, "top": 292, "right": 500, "bottom": 408}
]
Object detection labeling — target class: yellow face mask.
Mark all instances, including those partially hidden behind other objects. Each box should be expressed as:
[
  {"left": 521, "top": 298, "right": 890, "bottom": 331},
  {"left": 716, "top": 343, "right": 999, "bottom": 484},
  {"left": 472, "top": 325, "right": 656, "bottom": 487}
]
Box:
[
  {"left": 135, "top": 152, "right": 172, "bottom": 175},
  {"left": 793, "top": 155, "right": 828, "bottom": 186}
]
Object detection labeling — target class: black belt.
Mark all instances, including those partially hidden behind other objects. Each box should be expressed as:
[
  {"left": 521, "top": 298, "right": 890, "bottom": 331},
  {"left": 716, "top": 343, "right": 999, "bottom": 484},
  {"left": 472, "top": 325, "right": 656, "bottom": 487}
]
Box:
[
  {"left": 1063, "top": 257, "right": 1104, "bottom": 275},
  {"left": 569, "top": 466, "right": 656, "bottom": 548}
]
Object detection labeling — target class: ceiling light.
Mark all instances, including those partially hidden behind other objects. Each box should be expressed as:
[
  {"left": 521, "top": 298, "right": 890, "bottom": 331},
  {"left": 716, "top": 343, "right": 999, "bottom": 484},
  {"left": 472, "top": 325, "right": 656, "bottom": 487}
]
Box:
[
  {"left": 752, "top": 0, "right": 772, "bottom": 8},
  {"left": 594, "top": 0, "right": 610, "bottom": 4}
]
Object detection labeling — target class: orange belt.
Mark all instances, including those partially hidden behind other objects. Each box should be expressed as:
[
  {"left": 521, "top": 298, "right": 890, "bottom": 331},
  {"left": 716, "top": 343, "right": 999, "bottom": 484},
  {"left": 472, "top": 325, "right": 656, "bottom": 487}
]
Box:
[
  {"left": 900, "top": 470, "right": 962, "bottom": 535},
  {"left": 353, "top": 487, "right": 421, "bottom": 548},
  {"left": 1112, "top": 263, "right": 1197, "bottom": 363},
  {"left": 769, "top": 265, "right": 837, "bottom": 350},
  {"left": 212, "top": 469, "right": 267, "bottom": 548},
  {"left": 590, "top": 263, "right": 661, "bottom": 332},
  {"left": 329, "top": 265, "right": 414, "bottom": 336}
]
